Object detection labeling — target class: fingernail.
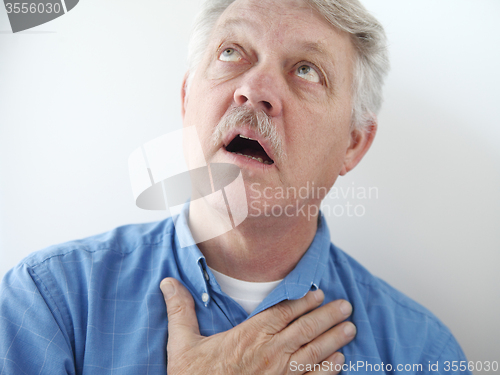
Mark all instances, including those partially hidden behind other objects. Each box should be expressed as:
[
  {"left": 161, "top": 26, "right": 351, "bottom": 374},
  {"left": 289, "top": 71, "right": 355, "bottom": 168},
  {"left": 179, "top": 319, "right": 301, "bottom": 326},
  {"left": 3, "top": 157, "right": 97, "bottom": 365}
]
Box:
[
  {"left": 312, "top": 289, "right": 324, "bottom": 303},
  {"left": 334, "top": 352, "right": 345, "bottom": 366},
  {"left": 340, "top": 300, "right": 352, "bottom": 316},
  {"left": 160, "top": 280, "right": 175, "bottom": 299},
  {"left": 343, "top": 322, "right": 356, "bottom": 337}
]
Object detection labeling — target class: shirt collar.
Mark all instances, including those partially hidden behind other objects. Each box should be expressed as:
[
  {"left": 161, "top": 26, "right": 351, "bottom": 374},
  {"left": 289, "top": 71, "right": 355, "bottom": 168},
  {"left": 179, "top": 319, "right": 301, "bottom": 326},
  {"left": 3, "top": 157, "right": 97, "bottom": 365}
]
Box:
[
  {"left": 171, "top": 203, "right": 211, "bottom": 306},
  {"left": 171, "top": 204, "right": 331, "bottom": 314}
]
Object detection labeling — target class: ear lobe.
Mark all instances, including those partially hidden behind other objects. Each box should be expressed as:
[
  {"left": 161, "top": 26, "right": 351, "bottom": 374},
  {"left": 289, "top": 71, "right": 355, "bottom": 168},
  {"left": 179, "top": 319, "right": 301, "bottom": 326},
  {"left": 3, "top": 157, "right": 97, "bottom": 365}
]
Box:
[
  {"left": 181, "top": 71, "right": 190, "bottom": 119},
  {"left": 339, "top": 164, "right": 348, "bottom": 176},
  {"left": 340, "top": 117, "right": 377, "bottom": 176}
]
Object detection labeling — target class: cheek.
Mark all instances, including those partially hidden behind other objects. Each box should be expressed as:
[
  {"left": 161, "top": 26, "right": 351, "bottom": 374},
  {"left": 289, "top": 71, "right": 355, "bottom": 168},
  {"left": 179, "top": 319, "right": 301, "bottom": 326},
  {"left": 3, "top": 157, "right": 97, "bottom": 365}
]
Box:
[
  {"left": 197, "top": 72, "right": 237, "bottom": 111},
  {"left": 207, "top": 60, "right": 247, "bottom": 83},
  {"left": 287, "top": 109, "right": 350, "bottom": 186},
  {"left": 184, "top": 79, "right": 229, "bottom": 131},
  {"left": 316, "top": 136, "right": 348, "bottom": 179},
  {"left": 288, "top": 105, "right": 350, "bottom": 156},
  {"left": 183, "top": 77, "right": 239, "bottom": 163}
]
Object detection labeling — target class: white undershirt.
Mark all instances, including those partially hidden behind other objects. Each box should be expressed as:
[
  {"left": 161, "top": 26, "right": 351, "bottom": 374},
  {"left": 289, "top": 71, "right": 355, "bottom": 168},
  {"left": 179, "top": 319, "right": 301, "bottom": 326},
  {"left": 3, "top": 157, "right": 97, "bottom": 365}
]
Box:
[{"left": 208, "top": 267, "right": 283, "bottom": 314}]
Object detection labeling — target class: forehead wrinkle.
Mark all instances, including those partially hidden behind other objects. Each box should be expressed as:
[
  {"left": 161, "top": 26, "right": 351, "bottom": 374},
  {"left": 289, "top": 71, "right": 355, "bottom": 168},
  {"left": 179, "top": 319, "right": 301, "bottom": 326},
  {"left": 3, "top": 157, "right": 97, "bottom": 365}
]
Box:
[
  {"left": 209, "top": 6, "right": 352, "bottom": 91},
  {"left": 212, "top": 17, "right": 258, "bottom": 40},
  {"left": 214, "top": 16, "right": 333, "bottom": 60}
]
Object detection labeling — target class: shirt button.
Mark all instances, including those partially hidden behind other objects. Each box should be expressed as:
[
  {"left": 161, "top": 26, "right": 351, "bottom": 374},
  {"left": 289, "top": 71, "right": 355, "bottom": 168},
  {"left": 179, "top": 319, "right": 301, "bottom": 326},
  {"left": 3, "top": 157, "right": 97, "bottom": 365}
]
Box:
[
  {"left": 204, "top": 271, "right": 209, "bottom": 281},
  {"left": 202, "top": 293, "right": 209, "bottom": 303}
]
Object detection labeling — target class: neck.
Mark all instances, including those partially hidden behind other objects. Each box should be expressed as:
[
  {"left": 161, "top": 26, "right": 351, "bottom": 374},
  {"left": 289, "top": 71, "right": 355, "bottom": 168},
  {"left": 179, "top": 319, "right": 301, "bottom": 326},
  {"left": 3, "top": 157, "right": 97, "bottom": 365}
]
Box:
[{"left": 188, "top": 203, "right": 319, "bottom": 282}]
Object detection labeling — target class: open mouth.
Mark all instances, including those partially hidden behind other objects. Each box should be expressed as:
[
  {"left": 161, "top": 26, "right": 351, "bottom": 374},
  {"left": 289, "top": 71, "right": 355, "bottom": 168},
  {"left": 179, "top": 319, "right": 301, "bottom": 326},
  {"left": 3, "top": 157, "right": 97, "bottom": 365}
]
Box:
[{"left": 225, "top": 134, "right": 274, "bottom": 165}]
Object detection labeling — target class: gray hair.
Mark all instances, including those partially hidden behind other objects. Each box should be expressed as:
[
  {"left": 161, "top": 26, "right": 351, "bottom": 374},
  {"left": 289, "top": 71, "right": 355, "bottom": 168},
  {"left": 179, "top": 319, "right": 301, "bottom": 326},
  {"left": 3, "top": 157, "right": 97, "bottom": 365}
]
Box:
[{"left": 186, "top": 0, "right": 389, "bottom": 131}]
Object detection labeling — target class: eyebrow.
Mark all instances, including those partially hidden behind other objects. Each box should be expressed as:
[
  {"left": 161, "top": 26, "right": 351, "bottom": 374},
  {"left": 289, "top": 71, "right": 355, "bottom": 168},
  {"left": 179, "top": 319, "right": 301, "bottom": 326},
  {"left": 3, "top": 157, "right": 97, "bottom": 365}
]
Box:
[
  {"left": 212, "top": 15, "right": 339, "bottom": 86},
  {"left": 214, "top": 18, "right": 330, "bottom": 57},
  {"left": 297, "top": 41, "right": 327, "bottom": 56}
]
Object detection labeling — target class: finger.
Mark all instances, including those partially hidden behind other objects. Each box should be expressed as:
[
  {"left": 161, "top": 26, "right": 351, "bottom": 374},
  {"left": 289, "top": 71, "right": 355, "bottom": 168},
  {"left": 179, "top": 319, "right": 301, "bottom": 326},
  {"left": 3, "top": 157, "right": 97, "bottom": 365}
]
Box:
[
  {"left": 306, "top": 352, "right": 345, "bottom": 375},
  {"left": 160, "top": 277, "right": 201, "bottom": 339},
  {"left": 291, "top": 321, "right": 356, "bottom": 369},
  {"left": 252, "top": 289, "right": 325, "bottom": 334},
  {"left": 280, "top": 299, "right": 352, "bottom": 352}
]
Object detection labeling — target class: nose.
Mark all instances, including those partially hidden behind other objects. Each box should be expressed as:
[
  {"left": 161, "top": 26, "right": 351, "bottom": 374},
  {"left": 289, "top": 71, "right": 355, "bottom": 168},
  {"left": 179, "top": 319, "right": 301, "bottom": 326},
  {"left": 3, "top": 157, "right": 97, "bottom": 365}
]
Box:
[{"left": 233, "top": 65, "right": 283, "bottom": 117}]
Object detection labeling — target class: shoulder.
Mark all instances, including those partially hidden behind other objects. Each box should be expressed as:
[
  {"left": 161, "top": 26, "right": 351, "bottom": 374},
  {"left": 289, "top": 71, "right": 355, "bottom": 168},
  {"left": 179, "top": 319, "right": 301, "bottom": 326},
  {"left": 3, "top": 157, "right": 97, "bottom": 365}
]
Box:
[
  {"left": 2, "top": 217, "right": 178, "bottom": 311},
  {"left": 2, "top": 216, "right": 177, "bottom": 335},
  {"left": 326, "top": 244, "right": 469, "bottom": 367},
  {"left": 0, "top": 218, "right": 177, "bottom": 374},
  {"left": 20, "top": 217, "right": 176, "bottom": 270},
  {"left": 330, "top": 242, "right": 440, "bottom": 320}
]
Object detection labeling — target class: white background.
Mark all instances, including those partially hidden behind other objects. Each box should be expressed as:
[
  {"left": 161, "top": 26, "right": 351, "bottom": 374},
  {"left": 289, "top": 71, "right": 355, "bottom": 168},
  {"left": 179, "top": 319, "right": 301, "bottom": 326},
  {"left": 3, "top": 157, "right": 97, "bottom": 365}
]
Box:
[{"left": 1, "top": 0, "right": 499, "bottom": 368}]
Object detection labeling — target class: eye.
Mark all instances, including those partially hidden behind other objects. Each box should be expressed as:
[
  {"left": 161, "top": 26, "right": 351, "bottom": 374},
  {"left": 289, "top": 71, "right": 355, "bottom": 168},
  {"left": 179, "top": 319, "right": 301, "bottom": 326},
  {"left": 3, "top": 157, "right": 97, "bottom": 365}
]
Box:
[
  {"left": 295, "top": 64, "right": 321, "bottom": 83},
  {"left": 219, "top": 48, "right": 242, "bottom": 62}
]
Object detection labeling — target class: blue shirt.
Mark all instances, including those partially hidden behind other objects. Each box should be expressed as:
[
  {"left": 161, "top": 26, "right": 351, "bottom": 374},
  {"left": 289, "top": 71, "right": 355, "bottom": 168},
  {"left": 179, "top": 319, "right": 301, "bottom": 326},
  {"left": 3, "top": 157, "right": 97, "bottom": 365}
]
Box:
[{"left": 0, "top": 208, "right": 470, "bottom": 374}]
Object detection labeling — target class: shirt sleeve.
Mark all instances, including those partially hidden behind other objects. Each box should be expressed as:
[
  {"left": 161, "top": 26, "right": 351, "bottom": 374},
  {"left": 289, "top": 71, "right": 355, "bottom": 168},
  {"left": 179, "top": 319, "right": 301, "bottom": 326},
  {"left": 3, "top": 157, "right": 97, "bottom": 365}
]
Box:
[
  {"left": 0, "top": 262, "right": 76, "bottom": 375},
  {"left": 422, "top": 331, "right": 472, "bottom": 375}
]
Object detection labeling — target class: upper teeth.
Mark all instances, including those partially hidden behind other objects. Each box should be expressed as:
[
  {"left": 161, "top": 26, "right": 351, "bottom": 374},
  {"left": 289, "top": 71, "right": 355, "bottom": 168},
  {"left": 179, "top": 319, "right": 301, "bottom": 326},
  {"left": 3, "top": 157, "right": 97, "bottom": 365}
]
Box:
[{"left": 239, "top": 135, "right": 255, "bottom": 141}]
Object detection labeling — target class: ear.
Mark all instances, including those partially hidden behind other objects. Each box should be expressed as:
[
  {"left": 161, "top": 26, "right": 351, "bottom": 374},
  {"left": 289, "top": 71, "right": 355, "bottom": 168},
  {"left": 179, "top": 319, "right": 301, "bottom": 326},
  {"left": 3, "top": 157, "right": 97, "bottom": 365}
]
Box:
[
  {"left": 180, "top": 71, "right": 190, "bottom": 119},
  {"left": 339, "top": 116, "right": 377, "bottom": 176}
]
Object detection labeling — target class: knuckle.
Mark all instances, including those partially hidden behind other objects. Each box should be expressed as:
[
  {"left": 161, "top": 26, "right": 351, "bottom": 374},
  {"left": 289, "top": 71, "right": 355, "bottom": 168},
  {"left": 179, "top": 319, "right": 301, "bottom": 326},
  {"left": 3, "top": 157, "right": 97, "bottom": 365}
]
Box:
[
  {"left": 304, "top": 342, "right": 323, "bottom": 363},
  {"left": 297, "top": 316, "right": 319, "bottom": 341},
  {"left": 274, "top": 302, "right": 295, "bottom": 323},
  {"left": 167, "top": 303, "right": 183, "bottom": 316},
  {"left": 167, "top": 300, "right": 192, "bottom": 318}
]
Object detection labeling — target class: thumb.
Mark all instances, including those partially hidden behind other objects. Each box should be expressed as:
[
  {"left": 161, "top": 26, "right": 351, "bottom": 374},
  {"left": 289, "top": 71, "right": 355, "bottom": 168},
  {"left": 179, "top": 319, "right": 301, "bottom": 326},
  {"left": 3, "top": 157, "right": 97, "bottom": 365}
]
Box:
[{"left": 160, "top": 277, "right": 201, "bottom": 339}]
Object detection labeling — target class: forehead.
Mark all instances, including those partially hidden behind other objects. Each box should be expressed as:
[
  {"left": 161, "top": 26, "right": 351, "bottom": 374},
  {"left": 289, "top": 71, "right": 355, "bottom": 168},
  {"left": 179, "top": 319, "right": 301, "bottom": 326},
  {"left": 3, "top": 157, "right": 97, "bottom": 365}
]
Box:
[
  {"left": 220, "top": 0, "right": 314, "bottom": 24},
  {"left": 211, "top": 0, "right": 354, "bottom": 64}
]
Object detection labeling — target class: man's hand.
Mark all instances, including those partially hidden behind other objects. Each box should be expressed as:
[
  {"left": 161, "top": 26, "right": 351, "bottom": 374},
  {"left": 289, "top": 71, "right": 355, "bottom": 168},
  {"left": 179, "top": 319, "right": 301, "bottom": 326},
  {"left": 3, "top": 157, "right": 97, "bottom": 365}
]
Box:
[{"left": 160, "top": 278, "right": 356, "bottom": 375}]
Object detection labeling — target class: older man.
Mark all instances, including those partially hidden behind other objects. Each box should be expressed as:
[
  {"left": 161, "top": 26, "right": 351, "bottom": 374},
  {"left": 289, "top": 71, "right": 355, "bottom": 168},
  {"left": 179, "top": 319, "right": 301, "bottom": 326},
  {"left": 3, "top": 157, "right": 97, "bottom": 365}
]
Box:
[{"left": 0, "top": 0, "right": 470, "bottom": 374}]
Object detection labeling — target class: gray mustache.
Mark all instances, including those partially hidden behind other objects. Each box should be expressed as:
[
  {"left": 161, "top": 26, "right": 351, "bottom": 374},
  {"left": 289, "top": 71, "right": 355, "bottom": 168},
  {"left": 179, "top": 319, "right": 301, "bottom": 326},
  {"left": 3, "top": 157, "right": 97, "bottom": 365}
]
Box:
[{"left": 212, "top": 106, "right": 285, "bottom": 161}]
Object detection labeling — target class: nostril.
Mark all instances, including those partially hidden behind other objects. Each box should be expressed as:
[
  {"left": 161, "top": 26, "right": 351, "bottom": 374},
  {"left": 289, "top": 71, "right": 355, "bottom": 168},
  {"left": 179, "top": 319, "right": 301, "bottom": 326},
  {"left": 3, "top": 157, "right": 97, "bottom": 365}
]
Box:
[
  {"left": 236, "top": 94, "right": 248, "bottom": 105},
  {"left": 262, "top": 101, "right": 272, "bottom": 111}
]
